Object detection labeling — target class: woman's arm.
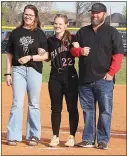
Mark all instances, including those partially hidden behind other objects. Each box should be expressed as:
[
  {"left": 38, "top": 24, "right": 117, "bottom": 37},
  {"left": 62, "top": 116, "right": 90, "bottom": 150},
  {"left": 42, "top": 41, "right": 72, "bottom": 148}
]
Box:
[
  {"left": 18, "top": 51, "right": 49, "bottom": 65},
  {"left": 6, "top": 53, "right": 13, "bottom": 73},
  {"left": 5, "top": 53, "right": 13, "bottom": 86}
]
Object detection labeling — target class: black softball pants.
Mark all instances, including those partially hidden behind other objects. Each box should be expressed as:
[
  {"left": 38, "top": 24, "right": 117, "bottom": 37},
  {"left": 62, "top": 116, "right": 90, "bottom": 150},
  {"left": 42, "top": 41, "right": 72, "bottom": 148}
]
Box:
[{"left": 48, "top": 76, "right": 79, "bottom": 137}]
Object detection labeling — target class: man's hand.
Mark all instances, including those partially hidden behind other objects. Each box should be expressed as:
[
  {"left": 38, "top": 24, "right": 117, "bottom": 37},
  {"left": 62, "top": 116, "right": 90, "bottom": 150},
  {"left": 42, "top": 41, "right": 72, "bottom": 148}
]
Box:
[
  {"left": 104, "top": 73, "right": 113, "bottom": 80},
  {"left": 18, "top": 56, "right": 31, "bottom": 65},
  {"left": 81, "top": 47, "right": 91, "bottom": 56}
]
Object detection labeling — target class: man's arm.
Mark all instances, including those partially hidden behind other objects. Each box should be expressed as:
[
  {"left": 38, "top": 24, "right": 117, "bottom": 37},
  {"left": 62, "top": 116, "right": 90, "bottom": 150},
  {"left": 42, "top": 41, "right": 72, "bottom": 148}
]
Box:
[
  {"left": 108, "top": 54, "right": 124, "bottom": 76},
  {"left": 71, "top": 42, "right": 90, "bottom": 57},
  {"left": 104, "top": 28, "right": 124, "bottom": 80}
]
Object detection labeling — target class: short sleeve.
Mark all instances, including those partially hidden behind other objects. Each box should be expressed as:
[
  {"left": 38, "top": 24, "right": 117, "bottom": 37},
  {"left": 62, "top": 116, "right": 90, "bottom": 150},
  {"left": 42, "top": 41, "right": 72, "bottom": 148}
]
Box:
[
  {"left": 76, "top": 30, "right": 81, "bottom": 43},
  {"left": 5, "top": 31, "right": 13, "bottom": 54},
  {"left": 69, "top": 35, "right": 78, "bottom": 49},
  {"left": 112, "top": 29, "right": 124, "bottom": 54},
  {"left": 71, "top": 35, "right": 78, "bottom": 43},
  {"left": 47, "top": 37, "right": 52, "bottom": 59},
  {"left": 39, "top": 30, "right": 48, "bottom": 52},
  {"left": 47, "top": 37, "right": 50, "bottom": 51}
]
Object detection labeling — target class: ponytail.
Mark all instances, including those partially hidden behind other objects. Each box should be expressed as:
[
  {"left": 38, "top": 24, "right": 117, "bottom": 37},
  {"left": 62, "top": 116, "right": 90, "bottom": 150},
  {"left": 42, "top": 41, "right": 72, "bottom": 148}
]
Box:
[{"left": 61, "top": 30, "right": 72, "bottom": 46}]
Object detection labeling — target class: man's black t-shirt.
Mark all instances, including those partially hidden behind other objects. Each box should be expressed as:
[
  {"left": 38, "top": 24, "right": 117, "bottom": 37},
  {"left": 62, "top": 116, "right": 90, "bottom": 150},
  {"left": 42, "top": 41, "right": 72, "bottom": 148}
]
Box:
[
  {"left": 47, "top": 35, "right": 77, "bottom": 81},
  {"left": 6, "top": 27, "right": 48, "bottom": 73},
  {"left": 76, "top": 24, "right": 124, "bottom": 84}
]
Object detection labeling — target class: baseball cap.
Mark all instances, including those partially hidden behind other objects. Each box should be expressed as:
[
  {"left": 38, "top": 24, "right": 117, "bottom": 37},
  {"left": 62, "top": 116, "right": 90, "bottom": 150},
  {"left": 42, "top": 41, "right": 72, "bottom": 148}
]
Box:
[{"left": 88, "top": 3, "right": 107, "bottom": 12}]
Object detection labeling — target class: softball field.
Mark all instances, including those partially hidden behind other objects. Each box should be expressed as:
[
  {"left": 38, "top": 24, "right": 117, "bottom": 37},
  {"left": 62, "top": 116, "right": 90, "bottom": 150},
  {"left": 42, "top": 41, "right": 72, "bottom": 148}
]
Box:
[{"left": 1, "top": 83, "right": 126, "bottom": 155}]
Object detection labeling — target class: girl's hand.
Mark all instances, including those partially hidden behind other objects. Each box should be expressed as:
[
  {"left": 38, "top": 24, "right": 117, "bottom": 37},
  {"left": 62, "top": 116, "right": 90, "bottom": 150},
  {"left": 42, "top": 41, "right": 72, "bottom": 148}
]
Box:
[
  {"left": 18, "top": 56, "right": 31, "bottom": 64},
  {"left": 81, "top": 47, "right": 91, "bottom": 56},
  {"left": 6, "top": 75, "right": 12, "bottom": 86},
  {"left": 72, "top": 42, "right": 80, "bottom": 48}
]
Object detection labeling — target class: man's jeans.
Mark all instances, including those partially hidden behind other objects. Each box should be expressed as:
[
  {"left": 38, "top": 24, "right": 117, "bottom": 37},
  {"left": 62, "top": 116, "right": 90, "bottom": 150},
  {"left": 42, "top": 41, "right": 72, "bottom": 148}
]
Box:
[
  {"left": 7, "top": 66, "right": 42, "bottom": 141},
  {"left": 79, "top": 79, "right": 114, "bottom": 144}
]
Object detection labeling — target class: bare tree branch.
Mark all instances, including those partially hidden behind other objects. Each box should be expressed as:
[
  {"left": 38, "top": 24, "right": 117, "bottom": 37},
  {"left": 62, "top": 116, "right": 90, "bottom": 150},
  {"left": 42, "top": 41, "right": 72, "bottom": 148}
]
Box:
[
  {"left": 76, "top": 2, "right": 98, "bottom": 26},
  {"left": 2, "top": 1, "right": 54, "bottom": 26}
]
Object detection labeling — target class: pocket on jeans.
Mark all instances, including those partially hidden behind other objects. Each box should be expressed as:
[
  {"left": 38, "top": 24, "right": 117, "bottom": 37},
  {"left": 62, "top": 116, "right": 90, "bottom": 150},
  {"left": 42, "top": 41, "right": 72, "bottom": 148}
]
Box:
[
  {"left": 12, "top": 66, "right": 19, "bottom": 72},
  {"left": 103, "top": 79, "right": 113, "bottom": 82}
]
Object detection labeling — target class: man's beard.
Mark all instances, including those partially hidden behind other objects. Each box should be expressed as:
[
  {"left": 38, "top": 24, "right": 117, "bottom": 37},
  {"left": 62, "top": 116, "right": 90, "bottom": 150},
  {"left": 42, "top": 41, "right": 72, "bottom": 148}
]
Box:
[{"left": 91, "top": 17, "right": 104, "bottom": 26}]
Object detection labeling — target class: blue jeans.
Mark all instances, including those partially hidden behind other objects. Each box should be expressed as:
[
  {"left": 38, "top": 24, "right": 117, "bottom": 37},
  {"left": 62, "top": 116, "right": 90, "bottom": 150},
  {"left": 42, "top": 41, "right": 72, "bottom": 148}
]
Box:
[
  {"left": 79, "top": 79, "right": 114, "bottom": 144},
  {"left": 7, "top": 66, "right": 42, "bottom": 141}
]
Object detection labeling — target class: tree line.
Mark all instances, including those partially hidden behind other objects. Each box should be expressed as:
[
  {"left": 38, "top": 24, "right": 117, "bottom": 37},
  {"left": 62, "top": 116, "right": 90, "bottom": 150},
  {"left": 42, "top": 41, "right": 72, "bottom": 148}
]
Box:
[{"left": 2, "top": 2, "right": 126, "bottom": 27}]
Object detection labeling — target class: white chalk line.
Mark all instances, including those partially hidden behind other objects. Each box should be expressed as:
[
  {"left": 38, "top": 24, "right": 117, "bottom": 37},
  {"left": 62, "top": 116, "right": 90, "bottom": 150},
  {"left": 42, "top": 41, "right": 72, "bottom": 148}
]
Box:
[
  {"left": 25, "top": 146, "right": 67, "bottom": 150},
  {"left": 110, "top": 133, "right": 126, "bottom": 136}
]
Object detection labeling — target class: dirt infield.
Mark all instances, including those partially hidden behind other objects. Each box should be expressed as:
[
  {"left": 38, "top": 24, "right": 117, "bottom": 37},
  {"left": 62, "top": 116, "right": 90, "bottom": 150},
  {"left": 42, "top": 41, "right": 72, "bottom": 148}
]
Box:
[{"left": 1, "top": 83, "right": 126, "bottom": 155}]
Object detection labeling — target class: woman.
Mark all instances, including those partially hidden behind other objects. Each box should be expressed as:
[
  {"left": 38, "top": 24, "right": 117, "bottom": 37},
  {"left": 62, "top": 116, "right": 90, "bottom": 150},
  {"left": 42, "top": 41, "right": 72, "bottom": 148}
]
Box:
[
  {"left": 47, "top": 14, "right": 79, "bottom": 147},
  {"left": 5, "top": 4, "right": 48, "bottom": 146}
]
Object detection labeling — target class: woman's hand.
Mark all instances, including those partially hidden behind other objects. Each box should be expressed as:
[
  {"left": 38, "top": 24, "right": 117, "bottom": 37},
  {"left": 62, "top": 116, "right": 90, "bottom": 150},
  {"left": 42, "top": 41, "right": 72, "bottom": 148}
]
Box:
[
  {"left": 6, "top": 75, "right": 12, "bottom": 86},
  {"left": 72, "top": 42, "right": 80, "bottom": 48},
  {"left": 18, "top": 56, "right": 31, "bottom": 64}
]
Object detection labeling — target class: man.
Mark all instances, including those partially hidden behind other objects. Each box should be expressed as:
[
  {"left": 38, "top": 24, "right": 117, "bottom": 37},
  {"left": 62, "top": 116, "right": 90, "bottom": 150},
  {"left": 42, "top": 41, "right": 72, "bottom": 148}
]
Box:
[{"left": 71, "top": 2, "right": 124, "bottom": 150}]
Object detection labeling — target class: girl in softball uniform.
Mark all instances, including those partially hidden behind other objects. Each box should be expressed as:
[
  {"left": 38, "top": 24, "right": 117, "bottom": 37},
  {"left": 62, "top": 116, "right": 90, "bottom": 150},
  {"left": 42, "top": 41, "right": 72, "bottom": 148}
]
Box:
[{"left": 47, "top": 14, "right": 79, "bottom": 147}]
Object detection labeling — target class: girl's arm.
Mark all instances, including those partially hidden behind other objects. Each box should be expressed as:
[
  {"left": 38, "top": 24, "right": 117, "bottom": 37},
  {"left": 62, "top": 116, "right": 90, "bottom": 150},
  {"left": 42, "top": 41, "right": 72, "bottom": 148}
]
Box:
[{"left": 71, "top": 42, "right": 90, "bottom": 57}]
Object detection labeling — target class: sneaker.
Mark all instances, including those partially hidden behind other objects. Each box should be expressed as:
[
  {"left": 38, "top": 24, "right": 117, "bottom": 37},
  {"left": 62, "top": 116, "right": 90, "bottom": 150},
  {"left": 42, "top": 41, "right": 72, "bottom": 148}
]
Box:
[
  {"left": 8, "top": 140, "right": 17, "bottom": 146},
  {"left": 65, "top": 135, "right": 76, "bottom": 147},
  {"left": 97, "top": 142, "right": 108, "bottom": 150},
  {"left": 49, "top": 135, "right": 60, "bottom": 147},
  {"left": 29, "top": 136, "right": 39, "bottom": 146},
  {"left": 76, "top": 141, "right": 95, "bottom": 148}
]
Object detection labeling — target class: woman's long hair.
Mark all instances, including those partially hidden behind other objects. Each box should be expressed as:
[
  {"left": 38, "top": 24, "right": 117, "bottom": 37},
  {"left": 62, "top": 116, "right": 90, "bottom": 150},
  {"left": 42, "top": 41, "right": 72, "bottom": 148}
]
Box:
[
  {"left": 18, "top": 4, "right": 41, "bottom": 31},
  {"left": 54, "top": 14, "right": 72, "bottom": 46}
]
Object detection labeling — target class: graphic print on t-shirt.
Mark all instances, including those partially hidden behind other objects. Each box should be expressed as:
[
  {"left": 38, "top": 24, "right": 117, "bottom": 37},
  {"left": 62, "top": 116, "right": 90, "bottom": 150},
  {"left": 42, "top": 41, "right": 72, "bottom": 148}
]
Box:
[{"left": 19, "top": 36, "right": 34, "bottom": 55}]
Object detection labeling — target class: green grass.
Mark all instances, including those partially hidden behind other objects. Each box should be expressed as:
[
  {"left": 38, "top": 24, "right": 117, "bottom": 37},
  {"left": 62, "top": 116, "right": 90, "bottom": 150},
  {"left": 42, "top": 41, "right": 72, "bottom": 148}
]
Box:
[
  {"left": 115, "top": 57, "right": 126, "bottom": 84},
  {"left": 1, "top": 54, "right": 126, "bottom": 84},
  {"left": 1, "top": 54, "right": 6, "bottom": 81}
]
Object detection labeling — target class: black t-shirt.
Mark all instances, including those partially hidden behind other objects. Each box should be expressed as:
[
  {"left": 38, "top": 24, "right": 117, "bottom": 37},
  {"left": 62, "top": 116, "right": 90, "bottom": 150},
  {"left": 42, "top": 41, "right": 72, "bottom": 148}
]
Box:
[
  {"left": 47, "top": 35, "right": 77, "bottom": 81},
  {"left": 76, "top": 23, "right": 124, "bottom": 84},
  {"left": 5, "top": 27, "right": 48, "bottom": 74}
]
